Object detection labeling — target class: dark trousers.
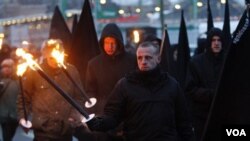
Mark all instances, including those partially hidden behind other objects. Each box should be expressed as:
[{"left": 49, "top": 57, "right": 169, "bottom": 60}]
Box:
[{"left": 1, "top": 121, "right": 18, "bottom": 141}]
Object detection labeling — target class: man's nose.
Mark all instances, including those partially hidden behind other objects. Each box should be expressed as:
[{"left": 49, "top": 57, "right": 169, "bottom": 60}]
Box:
[
  {"left": 215, "top": 40, "right": 220, "bottom": 44},
  {"left": 142, "top": 58, "right": 147, "bottom": 64}
]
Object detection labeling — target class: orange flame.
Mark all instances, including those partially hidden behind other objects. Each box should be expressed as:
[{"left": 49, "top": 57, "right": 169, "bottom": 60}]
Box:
[
  {"left": 22, "top": 41, "right": 29, "bottom": 45},
  {"left": 51, "top": 47, "right": 66, "bottom": 69},
  {"left": 16, "top": 48, "right": 41, "bottom": 71},
  {"left": 133, "top": 30, "right": 140, "bottom": 43},
  {"left": 16, "top": 62, "right": 28, "bottom": 76},
  {"left": 0, "top": 33, "right": 4, "bottom": 50}
]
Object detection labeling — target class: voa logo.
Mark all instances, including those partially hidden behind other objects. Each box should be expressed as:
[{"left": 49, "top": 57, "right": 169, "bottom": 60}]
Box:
[{"left": 226, "top": 129, "right": 246, "bottom": 136}]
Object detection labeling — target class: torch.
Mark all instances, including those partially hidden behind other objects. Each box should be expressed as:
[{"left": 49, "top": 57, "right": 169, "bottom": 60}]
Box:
[
  {"left": 133, "top": 30, "right": 140, "bottom": 44},
  {"left": 16, "top": 48, "right": 94, "bottom": 122},
  {"left": 16, "top": 62, "right": 32, "bottom": 128},
  {"left": 0, "top": 33, "right": 4, "bottom": 50},
  {"left": 51, "top": 43, "right": 97, "bottom": 108}
]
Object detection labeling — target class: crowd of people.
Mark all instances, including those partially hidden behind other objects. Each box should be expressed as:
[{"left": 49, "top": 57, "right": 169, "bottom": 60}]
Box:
[{"left": 0, "top": 23, "right": 226, "bottom": 141}]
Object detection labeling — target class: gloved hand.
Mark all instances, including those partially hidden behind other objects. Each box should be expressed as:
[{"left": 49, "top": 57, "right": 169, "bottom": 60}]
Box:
[{"left": 86, "top": 117, "right": 102, "bottom": 131}]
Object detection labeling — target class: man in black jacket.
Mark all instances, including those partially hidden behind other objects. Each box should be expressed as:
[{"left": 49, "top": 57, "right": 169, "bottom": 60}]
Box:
[
  {"left": 85, "top": 23, "right": 136, "bottom": 141},
  {"left": 86, "top": 23, "right": 136, "bottom": 115},
  {"left": 185, "top": 27, "right": 225, "bottom": 141},
  {"left": 87, "top": 41, "right": 194, "bottom": 141}
]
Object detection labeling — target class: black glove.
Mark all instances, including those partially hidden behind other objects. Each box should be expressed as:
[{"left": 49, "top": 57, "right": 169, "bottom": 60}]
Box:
[{"left": 86, "top": 117, "right": 103, "bottom": 131}]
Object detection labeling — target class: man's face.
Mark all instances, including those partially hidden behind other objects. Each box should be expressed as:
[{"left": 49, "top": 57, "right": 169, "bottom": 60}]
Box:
[
  {"left": 211, "top": 36, "right": 222, "bottom": 54},
  {"left": 104, "top": 37, "right": 117, "bottom": 56},
  {"left": 136, "top": 46, "right": 160, "bottom": 71},
  {"left": 1, "top": 65, "right": 13, "bottom": 77}
]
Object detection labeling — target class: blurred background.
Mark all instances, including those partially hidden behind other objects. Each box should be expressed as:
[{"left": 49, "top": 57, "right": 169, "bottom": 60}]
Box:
[
  {"left": 0, "top": 0, "right": 246, "bottom": 50},
  {"left": 0, "top": 1, "right": 247, "bottom": 140}
]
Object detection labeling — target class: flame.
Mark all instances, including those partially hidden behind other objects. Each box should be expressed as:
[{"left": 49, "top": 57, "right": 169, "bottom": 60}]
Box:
[
  {"left": 47, "top": 39, "right": 57, "bottom": 45},
  {"left": 16, "top": 48, "right": 41, "bottom": 71},
  {"left": 51, "top": 47, "right": 66, "bottom": 69},
  {"left": 133, "top": 30, "right": 140, "bottom": 43},
  {"left": 0, "top": 33, "right": 4, "bottom": 50},
  {"left": 22, "top": 41, "right": 29, "bottom": 45},
  {"left": 17, "top": 62, "right": 28, "bottom": 76}
]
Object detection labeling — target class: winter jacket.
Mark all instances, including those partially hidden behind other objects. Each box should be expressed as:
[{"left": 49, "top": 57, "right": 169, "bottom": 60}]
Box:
[
  {"left": 86, "top": 23, "right": 136, "bottom": 115},
  {"left": 0, "top": 77, "right": 19, "bottom": 123},
  {"left": 88, "top": 66, "right": 194, "bottom": 141},
  {"left": 185, "top": 28, "right": 225, "bottom": 120},
  {"left": 17, "top": 61, "right": 84, "bottom": 139}
]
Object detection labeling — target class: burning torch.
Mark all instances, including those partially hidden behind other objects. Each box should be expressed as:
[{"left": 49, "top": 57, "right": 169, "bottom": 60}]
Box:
[
  {"left": 133, "top": 30, "right": 140, "bottom": 44},
  {"left": 0, "top": 33, "right": 4, "bottom": 50},
  {"left": 49, "top": 39, "right": 97, "bottom": 108},
  {"left": 16, "top": 48, "right": 94, "bottom": 122},
  {"left": 16, "top": 61, "right": 32, "bottom": 128}
]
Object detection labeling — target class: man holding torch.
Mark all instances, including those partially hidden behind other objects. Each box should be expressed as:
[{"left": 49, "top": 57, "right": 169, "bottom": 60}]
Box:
[
  {"left": 17, "top": 39, "right": 86, "bottom": 141},
  {"left": 86, "top": 42, "right": 195, "bottom": 141}
]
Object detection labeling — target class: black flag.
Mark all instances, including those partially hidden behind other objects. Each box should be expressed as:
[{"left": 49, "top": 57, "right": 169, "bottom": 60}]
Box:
[
  {"left": 70, "top": 0, "right": 100, "bottom": 85},
  {"left": 49, "top": 6, "right": 72, "bottom": 55},
  {"left": 202, "top": 9, "right": 250, "bottom": 141},
  {"left": 207, "top": 0, "right": 214, "bottom": 33},
  {"left": 176, "top": 10, "right": 190, "bottom": 88},
  {"left": 160, "top": 28, "right": 171, "bottom": 72},
  {"left": 71, "top": 14, "right": 78, "bottom": 34},
  {"left": 222, "top": 0, "right": 231, "bottom": 51}
]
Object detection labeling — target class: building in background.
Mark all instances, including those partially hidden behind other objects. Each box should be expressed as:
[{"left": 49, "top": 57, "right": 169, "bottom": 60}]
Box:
[{"left": 0, "top": 0, "right": 245, "bottom": 48}]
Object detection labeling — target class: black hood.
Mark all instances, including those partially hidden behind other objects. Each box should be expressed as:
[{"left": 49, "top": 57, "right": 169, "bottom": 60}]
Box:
[
  {"left": 99, "top": 23, "right": 124, "bottom": 56},
  {"left": 206, "top": 27, "right": 224, "bottom": 54}
]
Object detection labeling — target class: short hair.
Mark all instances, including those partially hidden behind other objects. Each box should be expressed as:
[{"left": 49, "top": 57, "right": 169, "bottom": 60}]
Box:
[
  {"left": 1, "top": 58, "right": 14, "bottom": 68},
  {"left": 137, "top": 41, "right": 160, "bottom": 55},
  {"left": 41, "top": 39, "right": 64, "bottom": 58}
]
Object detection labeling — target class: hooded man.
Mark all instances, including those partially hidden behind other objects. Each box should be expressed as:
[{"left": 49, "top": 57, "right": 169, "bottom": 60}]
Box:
[
  {"left": 185, "top": 27, "right": 225, "bottom": 141},
  {"left": 86, "top": 23, "right": 136, "bottom": 116}
]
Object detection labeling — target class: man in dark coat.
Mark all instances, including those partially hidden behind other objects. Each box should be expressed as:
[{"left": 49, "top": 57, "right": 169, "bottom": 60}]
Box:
[
  {"left": 86, "top": 41, "right": 194, "bottom": 141},
  {"left": 0, "top": 58, "right": 19, "bottom": 141},
  {"left": 17, "top": 39, "right": 85, "bottom": 141},
  {"left": 185, "top": 27, "right": 225, "bottom": 141},
  {"left": 85, "top": 23, "right": 136, "bottom": 115}
]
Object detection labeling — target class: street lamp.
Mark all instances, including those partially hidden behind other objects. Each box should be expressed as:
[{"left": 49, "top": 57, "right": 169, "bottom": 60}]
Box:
[
  {"left": 100, "top": 0, "right": 106, "bottom": 5},
  {"left": 136, "top": 8, "right": 141, "bottom": 13},
  {"left": 221, "top": 0, "right": 226, "bottom": 4},
  {"left": 118, "top": 9, "right": 125, "bottom": 15},
  {"left": 155, "top": 6, "right": 161, "bottom": 12},
  {"left": 197, "top": 2, "right": 203, "bottom": 7},
  {"left": 175, "top": 4, "right": 181, "bottom": 10}
]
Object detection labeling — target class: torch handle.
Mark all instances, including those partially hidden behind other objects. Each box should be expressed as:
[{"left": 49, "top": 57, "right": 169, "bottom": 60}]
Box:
[
  {"left": 62, "top": 69, "right": 92, "bottom": 104},
  {"left": 36, "top": 69, "right": 90, "bottom": 119},
  {"left": 19, "top": 76, "right": 28, "bottom": 121}
]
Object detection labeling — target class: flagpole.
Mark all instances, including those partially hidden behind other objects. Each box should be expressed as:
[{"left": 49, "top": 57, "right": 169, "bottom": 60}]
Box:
[{"left": 160, "top": 0, "right": 164, "bottom": 34}]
